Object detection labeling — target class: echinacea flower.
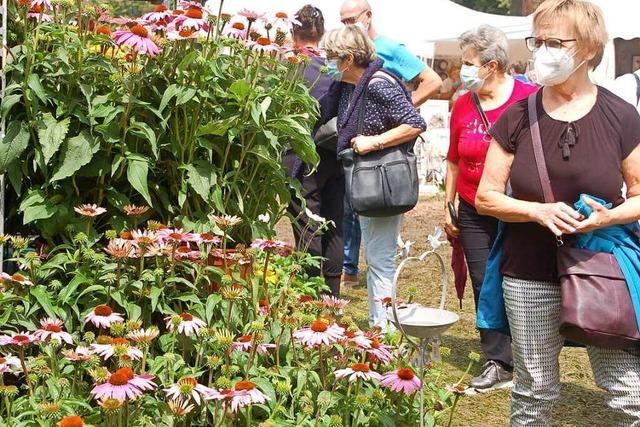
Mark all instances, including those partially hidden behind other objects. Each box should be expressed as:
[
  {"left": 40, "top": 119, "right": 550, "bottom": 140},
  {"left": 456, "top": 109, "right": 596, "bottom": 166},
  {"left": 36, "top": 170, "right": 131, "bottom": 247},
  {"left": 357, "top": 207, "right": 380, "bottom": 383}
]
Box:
[
  {"left": 198, "top": 233, "right": 220, "bottom": 245},
  {"left": 270, "top": 11, "right": 301, "bottom": 29},
  {"left": 165, "top": 313, "right": 206, "bottom": 336},
  {"left": 209, "top": 214, "right": 242, "bottom": 229},
  {"left": 35, "top": 318, "right": 73, "bottom": 345},
  {"left": 237, "top": 8, "right": 265, "bottom": 23},
  {"left": 334, "top": 363, "right": 382, "bottom": 382},
  {"left": 62, "top": 346, "right": 94, "bottom": 362},
  {"left": 0, "top": 332, "right": 39, "bottom": 347},
  {"left": 141, "top": 4, "right": 173, "bottom": 23},
  {"left": 123, "top": 204, "right": 150, "bottom": 216},
  {"left": 30, "top": 0, "right": 51, "bottom": 8},
  {"left": 97, "top": 397, "right": 124, "bottom": 412},
  {"left": 90, "top": 367, "right": 156, "bottom": 401},
  {"left": 223, "top": 22, "right": 247, "bottom": 39},
  {"left": 105, "top": 238, "right": 135, "bottom": 259},
  {"left": 231, "top": 335, "right": 275, "bottom": 355},
  {"left": 380, "top": 368, "right": 422, "bottom": 395},
  {"left": 95, "top": 25, "right": 112, "bottom": 36},
  {"left": 74, "top": 204, "right": 107, "bottom": 217},
  {"left": 84, "top": 305, "right": 125, "bottom": 329},
  {"left": 168, "top": 398, "right": 195, "bottom": 416},
  {"left": 249, "top": 37, "right": 278, "bottom": 54},
  {"left": 0, "top": 272, "right": 33, "bottom": 286},
  {"left": 212, "top": 381, "right": 268, "bottom": 413},
  {"left": 156, "top": 228, "right": 200, "bottom": 244},
  {"left": 112, "top": 25, "right": 161, "bottom": 57},
  {"left": 164, "top": 377, "right": 215, "bottom": 405},
  {"left": 343, "top": 330, "right": 372, "bottom": 349},
  {"left": 174, "top": 245, "right": 201, "bottom": 261},
  {"left": 91, "top": 338, "right": 143, "bottom": 360},
  {"left": 366, "top": 338, "right": 394, "bottom": 363},
  {"left": 127, "top": 327, "right": 159, "bottom": 345},
  {"left": 250, "top": 239, "right": 293, "bottom": 257},
  {"left": 57, "top": 416, "right": 85, "bottom": 427},
  {"left": 173, "top": 6, "right": 209, "bottom": 31},
  {"left": 293, "top": 319, "right": 344, "bottom": 347},
  {"left": 28, "top": 8, "right": 52, "bottom": 22},
  {"left": 0, "top": 355, "right": 21, "bottom": 373},
  {"left": 322, "top": 294, "right": 349, "bottom": 310},
  {"left": 167, "top": 28, "right": 207, "bottom": 41}
]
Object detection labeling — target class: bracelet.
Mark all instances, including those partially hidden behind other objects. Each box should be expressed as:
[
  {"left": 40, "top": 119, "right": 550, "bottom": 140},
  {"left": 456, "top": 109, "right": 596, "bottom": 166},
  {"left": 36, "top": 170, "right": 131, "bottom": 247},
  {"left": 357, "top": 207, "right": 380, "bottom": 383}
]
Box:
[{"left": 376, "top": 138, "right": 385, "bottom": 151}]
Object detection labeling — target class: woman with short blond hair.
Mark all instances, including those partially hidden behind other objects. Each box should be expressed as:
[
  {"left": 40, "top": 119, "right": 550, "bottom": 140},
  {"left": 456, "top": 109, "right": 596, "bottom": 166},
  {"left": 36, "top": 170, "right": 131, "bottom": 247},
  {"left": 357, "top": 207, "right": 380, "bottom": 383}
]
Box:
[{"left": 476, "top": 0, "right": 640, "bottom": 425}]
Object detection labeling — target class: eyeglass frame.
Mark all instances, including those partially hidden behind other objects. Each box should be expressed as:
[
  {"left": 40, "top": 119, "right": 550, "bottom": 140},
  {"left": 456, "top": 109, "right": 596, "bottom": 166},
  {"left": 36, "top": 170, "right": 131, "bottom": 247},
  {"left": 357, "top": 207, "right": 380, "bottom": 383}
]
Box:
[
  {"left": 525, "top": 36, "right": 577, "bottom": 52},
  {"left": 341, "top": 9, "right": 370, "bottom": 25}
]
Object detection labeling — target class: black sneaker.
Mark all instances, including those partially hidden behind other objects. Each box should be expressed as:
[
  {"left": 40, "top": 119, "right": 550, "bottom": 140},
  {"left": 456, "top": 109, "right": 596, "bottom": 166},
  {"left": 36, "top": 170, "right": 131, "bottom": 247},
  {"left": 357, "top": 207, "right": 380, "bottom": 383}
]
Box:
[{"left": 469, "top": 360, "right": 513, "bottom": 391}]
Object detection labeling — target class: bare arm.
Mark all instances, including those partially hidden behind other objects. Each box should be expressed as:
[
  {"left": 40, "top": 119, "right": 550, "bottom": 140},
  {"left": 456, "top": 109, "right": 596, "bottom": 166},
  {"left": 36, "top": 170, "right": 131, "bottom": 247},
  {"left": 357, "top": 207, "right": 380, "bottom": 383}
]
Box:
[
  {"left": 411, "top": 67, "right": 443, "bottom": 107},
  {"left": 475, "top": 140, "right": 582, "bottom": 236},
  {"left": 444, "top": 160, "right": 460, "bottom": 237},
  {"left": 351, "top": 124, "right": 423, "bottom": 154}
]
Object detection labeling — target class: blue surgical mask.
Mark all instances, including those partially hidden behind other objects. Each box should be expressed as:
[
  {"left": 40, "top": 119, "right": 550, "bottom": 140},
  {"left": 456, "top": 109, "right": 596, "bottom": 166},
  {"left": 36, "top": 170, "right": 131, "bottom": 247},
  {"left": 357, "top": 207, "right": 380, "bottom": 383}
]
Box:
[
  {"left": 460, "top": 63, "right": 487, "bottom": 92},
  {"left": 327, "top": 59, "right": 344, "bottom": 81}
]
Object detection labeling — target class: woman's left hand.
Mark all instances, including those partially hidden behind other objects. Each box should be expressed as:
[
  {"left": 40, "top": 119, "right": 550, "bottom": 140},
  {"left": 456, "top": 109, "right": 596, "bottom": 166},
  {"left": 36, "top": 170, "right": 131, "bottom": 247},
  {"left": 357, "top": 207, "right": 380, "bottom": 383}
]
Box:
[
  {"left": 351, "top": 135, "right": 381, "bottom": 155},
  {"left": 573, "top": 195, "right": 613, "bottom": 233}
]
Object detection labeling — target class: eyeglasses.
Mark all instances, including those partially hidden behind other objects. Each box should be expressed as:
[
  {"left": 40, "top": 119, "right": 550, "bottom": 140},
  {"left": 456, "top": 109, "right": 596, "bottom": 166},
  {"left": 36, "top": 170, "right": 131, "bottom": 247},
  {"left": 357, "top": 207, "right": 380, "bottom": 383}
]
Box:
[
  {"left": 341, "top": 9, "right": 369, "bottom": 25},
  {"left": 525, "top": 37, "right": 577, "bottom": 52}
]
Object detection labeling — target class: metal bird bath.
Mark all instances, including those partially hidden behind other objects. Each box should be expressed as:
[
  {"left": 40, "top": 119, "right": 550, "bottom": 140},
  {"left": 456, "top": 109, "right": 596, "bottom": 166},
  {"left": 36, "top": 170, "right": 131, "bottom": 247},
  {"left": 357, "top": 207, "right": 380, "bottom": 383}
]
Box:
[{"left": 388, "top": 229, "right": 459, "bottom": 427}]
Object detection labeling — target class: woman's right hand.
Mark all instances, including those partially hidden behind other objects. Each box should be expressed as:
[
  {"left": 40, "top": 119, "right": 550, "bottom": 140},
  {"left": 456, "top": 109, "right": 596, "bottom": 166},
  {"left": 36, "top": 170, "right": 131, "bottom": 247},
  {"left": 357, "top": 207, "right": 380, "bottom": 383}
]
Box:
[
  {"left": 444, "top": 208, "right": 460, "bottom": 238},
  {"left": 531, "top": 202, "right": 584, "bottom": 237}
]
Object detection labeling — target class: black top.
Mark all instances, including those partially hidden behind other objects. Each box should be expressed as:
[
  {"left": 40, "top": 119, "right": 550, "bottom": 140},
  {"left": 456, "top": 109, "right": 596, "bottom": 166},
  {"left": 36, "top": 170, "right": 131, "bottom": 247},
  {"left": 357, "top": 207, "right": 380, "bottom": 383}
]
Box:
[{"left": 490, "top": 86, "right": 640, "bottom": 281}]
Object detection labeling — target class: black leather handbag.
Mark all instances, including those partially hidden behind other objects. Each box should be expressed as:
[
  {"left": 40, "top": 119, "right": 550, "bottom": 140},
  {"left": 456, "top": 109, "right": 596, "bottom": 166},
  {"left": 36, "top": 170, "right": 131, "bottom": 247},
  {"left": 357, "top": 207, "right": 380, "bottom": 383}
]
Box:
[{"left": 338, "top": 73, "right": 419, "bottom": 217}]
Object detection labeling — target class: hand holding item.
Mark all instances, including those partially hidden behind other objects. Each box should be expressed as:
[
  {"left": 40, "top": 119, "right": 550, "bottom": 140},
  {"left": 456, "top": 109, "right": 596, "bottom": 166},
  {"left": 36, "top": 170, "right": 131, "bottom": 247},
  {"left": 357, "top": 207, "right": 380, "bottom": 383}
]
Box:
[
  {"left": 531, "top": 201, "right": 583, "bottom": 237},
  {"left": 351, "top": 135, "right": 384, "bottom": 155},
  {"left": 573, "top": 195, "right": 613, "bottom": 233},
  {"left": 444, "top": 202, "right": 460, "bottom": 238}
]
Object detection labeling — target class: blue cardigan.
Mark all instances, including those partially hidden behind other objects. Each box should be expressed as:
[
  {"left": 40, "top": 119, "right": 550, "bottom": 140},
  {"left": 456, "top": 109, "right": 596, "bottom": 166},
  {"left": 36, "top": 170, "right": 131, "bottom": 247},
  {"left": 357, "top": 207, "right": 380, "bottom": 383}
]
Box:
[{"left": 477, "top": 194, "right": 640, "bottom": 333}]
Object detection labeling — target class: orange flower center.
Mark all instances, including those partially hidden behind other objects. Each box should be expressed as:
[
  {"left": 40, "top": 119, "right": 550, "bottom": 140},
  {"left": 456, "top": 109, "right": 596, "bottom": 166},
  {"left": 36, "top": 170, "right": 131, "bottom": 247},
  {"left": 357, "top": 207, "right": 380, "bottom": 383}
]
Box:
[
  {"left": 120, "top": 231, "right": 133, "bottom": 240},
  {"left": 94, "top": 305, "right": 113, "bottom": 316},
  {"left": 201, "top": 233, "right": 215, "bottom": 241},
  {"left": 115, "top": 367, "right": 135, "bottom": 380},
  {"left": 112, "top": 338, "right": 129, "bottom": 346},
  {"left": 259, "top": 299, "right": 268, "bottom": 308},
  {"left": 45, "top": 323, "right": 62, "bottom": 333},
  {"left": 18, "top": 0, "right": 30, "bottom": 5},
  {"left": 96, "top": 25, "right": 111, "bottom": 35},
  {"left": 184, "top": 8, "right": 203, "bottom": 19},
  {"left": 96, "top": 335, "right": 113, "bottom": 344},
  {"left": 352, "top": 363, "right": 370, "bottom": 373},
  {"left": 275, "top": 12, "right": 288, "bottom": 19},
  {"left": 176, "top": 245, "right": 191, "bottom": 253},
  {"left": 173, "top": 10, "right": 184, "bottom": 15},
  {"left": 0, "top": 357, "right": 5, "bottom": 364},
  {"left": 299, "top": 295, "right": 313, "bottom": 303},
  {"left": 179, "top": 377, "right": 197, "bottom": 387},
  {"left": 179, "top": 312, "right": 193, "bottom": 321},
  {"left": 257, "top": 37, "right": 271, "bottom": 46},
  {"left": 13, "top": 335, "right": 30, "bottom": 344},
  {"left": 108, "top": 372, "right": 130, "bottom": 386},
  {"left": 344, "top": 331, "right": 356, "bottom": 338},
  {"left": 131, "top": 25, "right": 149, "bottom": 38},
  {"left": 380, "top": 297, "right": 392, "bottom": 305},
  {"left": 238, "top": 335, "right": 252, "bottom": 343},
  {"left": 31, "top": 5, "right": 43, "bottom": 13},
  {"left": 179, "top": 28, "right": 195, "bottom": 37},
  {"left": 397, "top": 368, "right": 415, "bottom": 380},
  {"left": 310, "top": 320, "right": 328, "bottom": 333},
  {"left": 234, "top": 380, "right": 255, "bottom": 391},
  {"left": 169, "top": 233, "right": 183, "bottom": 241},
  {"left": 154, "top": 4, "right": 167, "bottom": 12},
  {"left": 59, "top": 416, "right": 85, "bottom": 427},
  {"left": 370, "top": 339, "right": 380, "bottom": 349},
  {"left": 232, "top": 22, "right": 245, "bottom": 30},
  {"left": 12, "top": 273, "right": 27, "bottom": 282}
]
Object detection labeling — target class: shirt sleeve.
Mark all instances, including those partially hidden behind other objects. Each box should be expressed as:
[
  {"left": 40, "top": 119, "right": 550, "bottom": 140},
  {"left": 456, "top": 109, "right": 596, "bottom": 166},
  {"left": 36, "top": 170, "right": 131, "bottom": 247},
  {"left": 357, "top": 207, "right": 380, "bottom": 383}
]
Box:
[
  {"left": 368, "top": 80, "right": 426, "bottom": 131},
  {"left": 489, "top": 102, "right": 523, "bottom": 154},
  {"left": 390, "top": 43, "right": 426, "bottom": 82},
  {"left": 447, "top": 99, "right": 462, "bottom": 162},
  {"left": 619, "top": 102, "right": 640, "bottom": 159}
]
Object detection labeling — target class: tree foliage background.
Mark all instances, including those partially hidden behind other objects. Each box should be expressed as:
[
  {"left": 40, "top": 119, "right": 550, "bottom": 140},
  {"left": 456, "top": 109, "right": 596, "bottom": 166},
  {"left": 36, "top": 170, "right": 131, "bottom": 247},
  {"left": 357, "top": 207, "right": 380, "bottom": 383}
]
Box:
[{"left": 452, "top": 0, "right": 512, "bottom": 15}]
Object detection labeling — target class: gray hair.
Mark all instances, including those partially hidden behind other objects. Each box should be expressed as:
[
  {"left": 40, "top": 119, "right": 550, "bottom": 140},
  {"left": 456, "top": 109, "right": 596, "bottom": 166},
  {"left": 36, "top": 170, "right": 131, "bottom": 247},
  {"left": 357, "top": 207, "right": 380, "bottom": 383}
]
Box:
[
  {"left": 459, "top": 25, "right": 509, "bottom": 72},
  {"left": 321, "top": 25, "right": 377, "bottom": 67}
]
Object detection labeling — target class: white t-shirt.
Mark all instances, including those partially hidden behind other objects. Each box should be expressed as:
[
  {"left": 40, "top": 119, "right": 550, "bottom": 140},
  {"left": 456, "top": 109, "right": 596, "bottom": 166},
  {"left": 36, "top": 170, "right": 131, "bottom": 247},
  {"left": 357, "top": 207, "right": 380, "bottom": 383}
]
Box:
[{"left": 607, "top": 71, "right": 640, "bottom": 116}]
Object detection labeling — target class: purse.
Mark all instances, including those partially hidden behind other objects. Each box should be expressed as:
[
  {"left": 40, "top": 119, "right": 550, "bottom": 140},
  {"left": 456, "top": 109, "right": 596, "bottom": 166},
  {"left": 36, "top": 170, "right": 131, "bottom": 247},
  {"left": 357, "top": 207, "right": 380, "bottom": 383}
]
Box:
[
  {"left": 527, "top": 94, "right": 640, "bottom": 349},
  {"left": 314, "top": 117, "right": 338, "bottom": 152},
  {"left": 338, "top": 72, "right": 419, "bottom": 217}
]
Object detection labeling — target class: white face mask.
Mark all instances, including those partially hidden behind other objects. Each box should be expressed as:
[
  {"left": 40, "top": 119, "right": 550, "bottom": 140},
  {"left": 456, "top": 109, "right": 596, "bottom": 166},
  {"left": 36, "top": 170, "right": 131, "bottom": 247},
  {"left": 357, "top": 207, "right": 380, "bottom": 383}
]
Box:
[{"left": 533, "top": 46, "right": 585, "bottom": 86}]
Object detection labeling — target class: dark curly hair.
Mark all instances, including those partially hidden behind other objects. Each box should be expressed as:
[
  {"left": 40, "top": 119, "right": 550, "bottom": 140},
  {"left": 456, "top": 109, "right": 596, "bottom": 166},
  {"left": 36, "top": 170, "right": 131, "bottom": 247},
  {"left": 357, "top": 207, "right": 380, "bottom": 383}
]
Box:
[{"left": 292, "top": 5, "right": 325, "bottom": 43}]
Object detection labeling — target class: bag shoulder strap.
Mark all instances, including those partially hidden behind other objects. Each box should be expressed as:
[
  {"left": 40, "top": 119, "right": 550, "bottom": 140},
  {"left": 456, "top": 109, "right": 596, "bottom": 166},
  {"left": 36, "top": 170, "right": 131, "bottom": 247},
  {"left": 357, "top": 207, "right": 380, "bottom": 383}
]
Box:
[
  {"left": 527, "top": 93, "right": 555, "bottom": 203},
  {"left": 633, "top": 72, "right": 640, "bottom": 106},
  {"left": 472, "top": 92, "right": 490, "bottom": 131}
]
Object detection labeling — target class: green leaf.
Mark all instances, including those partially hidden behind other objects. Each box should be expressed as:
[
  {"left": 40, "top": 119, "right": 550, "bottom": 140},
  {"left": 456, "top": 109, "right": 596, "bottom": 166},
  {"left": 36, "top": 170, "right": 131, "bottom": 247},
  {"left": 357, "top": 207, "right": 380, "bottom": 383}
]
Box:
[
  {"left": 175, "top": 87, "right": 197, "bottom": 106},
  {"left": 27, "top": 74, "right": 48, "bottom": 104},
  {"left": 184, "top": 161, "right": 216, "bottom": 201},
  {"left": 197, "top": 121, "right": 230, "bottom": 137},
  {"left": 212, "top": 187, "right": 225, "bottom": 213},
  {"left": 0, "top": 121, "right": 30, "bottom": 173},
  {"left": 229, "top": 80, "right": 251, "bottom": 101},
  {"left": 260, "top": 97, "right": 272, "bottom": 120},
  {"left": 159, "top": 84, "right": 180, "bottom": 113},
  {"left": 38, "top": 113, "right": 70, "bottom": 164},
  {"left": 7, "top": 162, "right": 22, "bottom": 195},
  {"left": 50, "top": 131, "right": 99, "bottom": 182},
  {"left": 1, "top": 94, "right": 22, "bottom": 119},
  {"left": 127, "top": 157, "right": 153, "bottom": 206},
  {"left": 205, "top": 294, "right": 221, "bottom": 323},
  {"left": 129, "top": 120, "right": 158, "bottom": 159},
  {"left": 30, "top": 286, "right": 59, "bottom": 319},
  {"left": 150, "top": 286, "right": 163, "bottom": 312},
  {"left": 59, "top": 272, "right": 89, "bottom": 305},
  {"left": 22, "top": 202, "right": 56, "bottom": 224}
]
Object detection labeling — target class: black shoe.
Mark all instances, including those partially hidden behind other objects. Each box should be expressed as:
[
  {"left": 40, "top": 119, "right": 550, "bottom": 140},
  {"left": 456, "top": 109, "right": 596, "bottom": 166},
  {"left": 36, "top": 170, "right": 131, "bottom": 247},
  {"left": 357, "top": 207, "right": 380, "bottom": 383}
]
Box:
[{"left": 469, "top": 360, "right": 513, "bottom": 391}]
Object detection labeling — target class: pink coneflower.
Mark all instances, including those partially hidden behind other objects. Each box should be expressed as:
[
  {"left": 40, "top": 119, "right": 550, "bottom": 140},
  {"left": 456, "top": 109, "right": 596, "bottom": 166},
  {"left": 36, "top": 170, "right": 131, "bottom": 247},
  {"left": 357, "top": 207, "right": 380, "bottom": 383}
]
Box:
[
  {"left": 74, "top": 204, "right": 107, "bottom": 217},
  {"left": 380, "top": 368, "right": 422, "bottom": 395},
  {"left": 30, "top": 0, "right": 51, "bottom": 8},
  {"left": 173, "top": 7, "right": 209, "bottom": 31},
  {"left": 95, "top": 25, "right": 112, "bottom": 36},
  {"left": 167, "top": 28, "right": 207, "bottom": 41},
  {"left": 157, "top": 228, "right": 200, "bottom": 245},
  {"left": 90, "top": 367, "right": 156, "bottom": 401},
  {"left": 58, "top": 416, "right": 85, "bottom": 427},
  {"left": 0, "top": 272, "right": 33, "bottom": 286},
  {"left": 198, "top": 232, "right": 220, "bottom": 245},
  {"left": 174, "top": 245, "right": 201, "bottom": 261},
  {"left": 167, "top": 398, "right": 195, "bottom": 416},
  {"left": 0, "top": 355, "right": 21, "bottom": 373},
  {"left": 230, "top": 381, "right": 269, "bottom": 412},
  {"left": 164, "top": 377, "right": 215, "bottom": 405},
  {"left": 293, "top": 319, "right": 344, "bottom": 347},
  {"left": 112, "top": 25, "right": 161, "bottom": 57},
  {"left": 165, "top": 313, "right": 206, "bottom": 336},
  {"left": 35, "top": 318, "right": 73, "bottom": 345},
  {"left": 207, "top": 388, "right": 244, "bottom": 412},
  {"left": 141, "top": 4, "right": 173, "bottom": 24},
  {"left": 105, "top": 238, "right": 134, "bottom": 259},
  {"left": 27, "top": 8, "right": 52, "bottom": 22},
  {"left": 62, "top": 346, "right": 94, "bottom": 362},
  {"left": 127, "top": 328, "right": 159, "bottom": 345},
  {"left": 0, "top": 332, "right": 39, "bottom": 347},
  {"left": 123, "top": 204, "right": 150, "bottom": 217},
  {"left": 270, "top": 11, "right": 301, "bottom": 29},
  {"left": 84, "top": 305, "right": 125, "bottom": 329},
  {"left": 322, "top": 294, "right": 349, "bottom": 310},
  {"left": 249, "top": 37, "right": 278, "bottom": 54},
  {"left": 343, "top": 330, "right": 372, "bottom": 349},
  {"left": 231, "top": 335, "right": 275, "bottom": 355},
  {"left": 237, "top": 8, "right": 265, "bottom": 23},
  {"left": 91, "top": 338, "right": 143, "bottom": 360},
  {"left": 250, "top": 239, "right": 293, "bottom": 257},
  {"left": 366, "top": 338, "right": 394, "bottom": 363},
  {"left": 223, "top": 22, "right": 247, "bottom": 39},
  {"left": 334, "top": 363, "right": 382, "bottom": 382}
]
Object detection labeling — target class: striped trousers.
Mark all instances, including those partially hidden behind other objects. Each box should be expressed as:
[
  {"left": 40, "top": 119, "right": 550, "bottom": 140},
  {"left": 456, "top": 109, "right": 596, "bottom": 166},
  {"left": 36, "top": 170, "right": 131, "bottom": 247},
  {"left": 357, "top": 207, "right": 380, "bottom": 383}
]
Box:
[{"left": 503, "top": 276, "right": 640, "bottom": 427}]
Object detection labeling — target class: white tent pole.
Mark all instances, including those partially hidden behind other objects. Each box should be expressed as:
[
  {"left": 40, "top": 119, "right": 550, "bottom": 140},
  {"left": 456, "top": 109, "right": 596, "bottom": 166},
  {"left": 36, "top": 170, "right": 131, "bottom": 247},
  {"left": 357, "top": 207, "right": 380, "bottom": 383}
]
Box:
[{"left": 0, "top": 0, "right": 7, "bottom": 271}]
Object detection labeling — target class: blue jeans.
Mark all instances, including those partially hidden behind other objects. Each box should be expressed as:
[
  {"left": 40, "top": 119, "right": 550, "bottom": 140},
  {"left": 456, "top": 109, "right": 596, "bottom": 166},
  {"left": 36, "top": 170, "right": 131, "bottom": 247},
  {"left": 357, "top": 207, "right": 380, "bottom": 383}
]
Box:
[
  {"left": 360, "top": 214, "right": 403, "bottom": 328},
  {"left": 342, "top": 198, "right": 361, "bottom": 276}
]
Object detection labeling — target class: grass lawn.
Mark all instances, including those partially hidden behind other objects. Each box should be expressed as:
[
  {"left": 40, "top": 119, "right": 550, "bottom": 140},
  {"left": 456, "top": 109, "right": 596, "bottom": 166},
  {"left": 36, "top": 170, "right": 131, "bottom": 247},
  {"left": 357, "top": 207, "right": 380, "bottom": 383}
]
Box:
[{"left": 280, "top": 196, "right": 615, "bottom": 426}]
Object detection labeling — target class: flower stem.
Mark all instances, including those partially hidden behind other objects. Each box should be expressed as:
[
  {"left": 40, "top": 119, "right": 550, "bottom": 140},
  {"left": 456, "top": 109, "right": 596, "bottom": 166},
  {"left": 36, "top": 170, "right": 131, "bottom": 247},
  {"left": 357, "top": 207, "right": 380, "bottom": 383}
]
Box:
[{"left": 17, "top": 347, "right": 32, "bottom": 396}]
